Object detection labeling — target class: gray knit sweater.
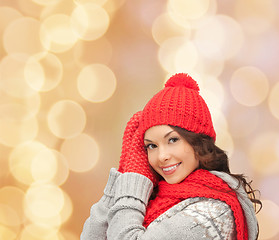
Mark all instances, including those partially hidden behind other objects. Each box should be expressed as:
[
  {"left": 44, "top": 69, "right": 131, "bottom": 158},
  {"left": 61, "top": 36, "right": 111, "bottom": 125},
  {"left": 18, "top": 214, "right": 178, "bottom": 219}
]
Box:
[{"left": 80, "top": 168, "right": 258, "bottom": 240}]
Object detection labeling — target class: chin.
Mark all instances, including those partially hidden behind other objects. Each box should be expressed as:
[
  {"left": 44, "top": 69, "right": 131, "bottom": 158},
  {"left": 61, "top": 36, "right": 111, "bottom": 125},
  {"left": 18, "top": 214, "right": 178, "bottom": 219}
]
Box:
[{"left": 165, "top": 177, "right": 183, "bottom": 184}]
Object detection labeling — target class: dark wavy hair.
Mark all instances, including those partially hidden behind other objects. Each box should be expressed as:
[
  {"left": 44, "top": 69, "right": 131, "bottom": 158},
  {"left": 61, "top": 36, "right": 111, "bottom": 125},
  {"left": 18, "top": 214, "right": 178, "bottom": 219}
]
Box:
[{"left": 170, "top": 125, "right": 262, "bottom": 214}]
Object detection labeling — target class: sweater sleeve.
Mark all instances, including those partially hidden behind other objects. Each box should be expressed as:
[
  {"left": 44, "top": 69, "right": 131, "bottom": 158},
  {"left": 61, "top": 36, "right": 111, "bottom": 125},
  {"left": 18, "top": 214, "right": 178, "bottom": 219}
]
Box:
[
  {"left": 80, "top": 168, "right": 121, "bottom": 240},
  {"left": 107, "top": 173, "right": 235, "bottom": 240}
]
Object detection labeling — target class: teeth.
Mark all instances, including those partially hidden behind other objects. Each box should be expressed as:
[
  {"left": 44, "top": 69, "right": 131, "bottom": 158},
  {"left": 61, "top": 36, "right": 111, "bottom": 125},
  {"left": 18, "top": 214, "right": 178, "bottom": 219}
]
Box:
[{"left": 162, "top": 163, "right": 180, "bottom": 172}]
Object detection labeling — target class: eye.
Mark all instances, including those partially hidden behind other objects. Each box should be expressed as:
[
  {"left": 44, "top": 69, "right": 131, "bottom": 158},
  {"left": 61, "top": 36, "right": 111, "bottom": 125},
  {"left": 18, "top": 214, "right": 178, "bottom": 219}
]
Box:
[
  {"left": 144, "top": 143, "right": 157, "bottom": 150},
  {"left": 169, "top": 137, "right": 179, "bottom": 144}
]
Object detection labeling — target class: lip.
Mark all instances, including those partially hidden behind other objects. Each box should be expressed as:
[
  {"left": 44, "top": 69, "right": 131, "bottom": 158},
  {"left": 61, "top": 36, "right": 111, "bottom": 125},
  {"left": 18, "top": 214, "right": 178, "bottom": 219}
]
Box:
[{"left": 161, "top": 162, "right": 181, "bottom": 175}]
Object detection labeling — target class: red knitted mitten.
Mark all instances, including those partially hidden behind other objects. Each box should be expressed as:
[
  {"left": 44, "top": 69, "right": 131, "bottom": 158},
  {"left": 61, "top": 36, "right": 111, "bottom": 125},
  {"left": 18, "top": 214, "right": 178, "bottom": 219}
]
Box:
[
  {"left": 118, "top": 111, "right": 142, "bottom": 173},
  {"left": 118, "top": 111, "right": 158, "bottom": 186}
]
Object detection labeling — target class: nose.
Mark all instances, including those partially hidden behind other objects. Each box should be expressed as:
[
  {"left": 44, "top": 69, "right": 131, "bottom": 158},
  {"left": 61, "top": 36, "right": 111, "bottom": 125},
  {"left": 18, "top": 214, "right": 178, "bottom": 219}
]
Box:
[{"left": 158, "top": 146, "right": 170, "bottom": 163}]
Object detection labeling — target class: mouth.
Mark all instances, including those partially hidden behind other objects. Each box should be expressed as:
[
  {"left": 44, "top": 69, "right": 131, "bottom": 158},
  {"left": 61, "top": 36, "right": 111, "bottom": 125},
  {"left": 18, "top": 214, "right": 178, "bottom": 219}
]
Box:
[{"left": 161, "top": 162, "right": 182, "bottom": 175}]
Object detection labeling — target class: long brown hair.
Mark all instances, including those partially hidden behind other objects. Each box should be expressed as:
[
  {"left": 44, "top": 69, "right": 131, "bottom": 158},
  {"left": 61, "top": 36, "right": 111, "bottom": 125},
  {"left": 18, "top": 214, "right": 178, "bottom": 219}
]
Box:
[{"left": 170, "top": 125, "right": 262, "bottom": 213}]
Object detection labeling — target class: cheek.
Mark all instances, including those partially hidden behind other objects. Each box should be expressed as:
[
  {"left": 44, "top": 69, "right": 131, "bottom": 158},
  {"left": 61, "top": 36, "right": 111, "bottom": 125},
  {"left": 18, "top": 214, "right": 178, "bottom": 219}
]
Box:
[
  {"left": 147, "top": 153, "right": 156, "bottom": 168},
  {"left": 147, "top": 155, "right": 153, "bottom": 165},
  {"left": 182, "top": 149, "right": 198, "bottom": 167}
]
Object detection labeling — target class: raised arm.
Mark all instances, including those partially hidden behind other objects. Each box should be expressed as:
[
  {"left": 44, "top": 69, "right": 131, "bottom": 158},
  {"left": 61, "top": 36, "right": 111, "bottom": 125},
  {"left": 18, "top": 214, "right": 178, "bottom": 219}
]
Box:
[{"left": 80, "top": 168, "right": 120, "bottom": 240}]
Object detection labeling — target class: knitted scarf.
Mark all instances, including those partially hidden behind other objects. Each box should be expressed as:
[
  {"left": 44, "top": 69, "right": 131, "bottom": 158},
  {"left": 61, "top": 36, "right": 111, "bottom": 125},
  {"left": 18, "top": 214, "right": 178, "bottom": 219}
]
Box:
[{"left": 143, "top": 169, "right": 248, "bottom": 240}]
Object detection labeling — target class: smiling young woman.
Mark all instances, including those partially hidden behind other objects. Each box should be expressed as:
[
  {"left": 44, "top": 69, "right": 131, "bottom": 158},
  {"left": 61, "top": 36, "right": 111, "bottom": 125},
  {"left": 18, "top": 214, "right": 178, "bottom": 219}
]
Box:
[
  {"left": 81, "top": 73, "right": 262, "bottom": 240},
  {"left": 144, "top": 125, "right": 198, "bottom": 184}
]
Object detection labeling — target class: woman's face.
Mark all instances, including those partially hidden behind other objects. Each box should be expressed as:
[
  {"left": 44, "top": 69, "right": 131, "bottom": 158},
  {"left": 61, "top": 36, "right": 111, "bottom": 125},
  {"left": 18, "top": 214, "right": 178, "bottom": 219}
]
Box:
[{"left": 144, "top": 125, "right": 198, "bottom": 184}]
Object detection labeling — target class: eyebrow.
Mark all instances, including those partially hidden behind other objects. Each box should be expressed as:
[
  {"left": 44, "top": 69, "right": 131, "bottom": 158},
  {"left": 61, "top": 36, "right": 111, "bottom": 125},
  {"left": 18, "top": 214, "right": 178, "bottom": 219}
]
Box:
[{"left": 144, "top": 130, "right": 175, "bottom": 142}]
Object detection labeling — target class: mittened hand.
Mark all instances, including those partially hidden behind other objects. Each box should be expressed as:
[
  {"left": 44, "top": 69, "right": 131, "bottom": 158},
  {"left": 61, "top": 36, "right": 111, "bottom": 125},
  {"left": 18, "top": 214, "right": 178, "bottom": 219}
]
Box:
[
  {"left": 124, "top": 128, "right": 159, "bottom": 186},
  {"left": 118, "top": 111, "right": 142, "bottom": 173},
  {"left": 118, "top": 112, "right": 158, "bottom": 186}
]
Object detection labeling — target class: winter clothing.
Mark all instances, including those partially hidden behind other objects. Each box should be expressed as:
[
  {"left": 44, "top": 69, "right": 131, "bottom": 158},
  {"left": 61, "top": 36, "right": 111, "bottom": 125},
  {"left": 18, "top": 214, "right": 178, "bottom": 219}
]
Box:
[
  {"left": 80, "top": 168, "right": 258, "bottom": 240},
  {"left": 143, "top": 169, "right": 248, "bottom": 239},
  {"left": 118, "top": 111, "right": 158, "bottom": 185},
  {"left": 139, "top": 73, "right": 216, "bottom": 141},
  {"left": 80, "top": 73, "right": 259, "bottom": 240}
]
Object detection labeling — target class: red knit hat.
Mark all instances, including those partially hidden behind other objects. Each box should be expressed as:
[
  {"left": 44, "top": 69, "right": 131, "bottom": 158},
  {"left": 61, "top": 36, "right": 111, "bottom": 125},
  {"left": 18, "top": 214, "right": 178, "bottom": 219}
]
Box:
[{"left": 139, "top": 73, "right": 216, "bottom": 141}]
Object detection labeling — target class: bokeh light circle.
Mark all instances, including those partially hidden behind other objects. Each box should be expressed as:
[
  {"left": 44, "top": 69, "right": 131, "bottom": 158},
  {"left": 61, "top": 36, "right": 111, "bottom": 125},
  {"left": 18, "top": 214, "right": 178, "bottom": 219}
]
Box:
[
  {"left": 9, "top": 141, "right": 48, "bottom": 185},
  {"left": 31, "top": 0, "right": 62, "bottom": 6},
  {"left": 47, "top": 100, "right": 86, "bottom": 139},
  {"left": 248, "top": 132, "right": 279, "bottom": 175},
  {"left": 167, "top": 0, "right": 210, "bottom": 20},
  {"left": 25, "top": 183, "right": 64, "bottom": 219},
  {"left": 77, "top": 64, "right": 117, "bottom": 102},
  {"left": 174, "top": 41, "right": 198, "bottom": 72},
  {"left": 0, "top": 115, "right": 38, "bottom": 147},
  {"left": 60, "top": 133, "right": 99, "bottom": 172},
  {"left": 24, "top": 52, "right": 63, "bottom": 92},
  {"left": 268, "top": 82, "right": 279, "bottom": 120},
  {"left": 24, "top": 205, "right": 62, "bottom": 228},
  {"left": 0, "top": 54, "right": 37, "bottom": 98},
  {"left": 199, "top": 75, "right": 224, "bottom": 111},
  {"left": 230, "top": 66, "right": 269, "bottom": 106},
  {"left": 71, "top": 3, "right": 110, "bottom": 41},
  {"left": 3, "top": 17, "right": 44, "bottom": 55},
  {"left": 30, "top": 149, "right": 69, "bottom": 186},
  {"left": 59, "top": 191, "right": 73, "bottom": 225},
  {"left": 211, "top": 110, "right": 228, "bottom": 136},
  {"left": 0, "top": 91, "right": 41, "bottom": 148},
  {"left": 0, "top": 90, "right": 41, "bottom": 119},
  {"left": 215, "top": 129, "right": 234, "bottom": 157},
  {"left": 0, "top": 7, "right": 22, "bottom": 35},
  {"left": 23, "top": 187, "right": 71, "bottom": 228},
  {"left": 31, "top": 149, "right": 57, "bottom": 183},
  {"left": 158, "top": 37, "right": 187, "bottom": 73},
  {"left": 151, "top": 13, "right": 190, "bottom": 46},
  {"left": 74, "top": 0, "right": 108, "bottom": 6},
  {"left": 194, "top": 15, "right": 244, "bottom": 60},
  {"left": 40, "top": 14, "right": 78, "bottom": 53},
  {"left": 194, "top": 57, "right": 224, "bottom": 77},
  {"left": 49, "top": 151, "right": 69, "bottom": 186}
]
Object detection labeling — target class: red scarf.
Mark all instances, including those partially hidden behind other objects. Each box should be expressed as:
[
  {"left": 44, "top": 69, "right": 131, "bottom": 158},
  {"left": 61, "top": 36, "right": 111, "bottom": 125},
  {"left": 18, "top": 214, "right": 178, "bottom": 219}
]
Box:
[{"left": 143, "top": 169, "right": 248, "bottom": 240}]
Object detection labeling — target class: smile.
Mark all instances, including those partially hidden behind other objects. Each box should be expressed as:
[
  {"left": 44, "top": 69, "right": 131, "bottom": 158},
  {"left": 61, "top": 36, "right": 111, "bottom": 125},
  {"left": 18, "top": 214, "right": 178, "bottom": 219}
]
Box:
[{"left": 162, "top": 162, "right": 181, "bottom": 173}]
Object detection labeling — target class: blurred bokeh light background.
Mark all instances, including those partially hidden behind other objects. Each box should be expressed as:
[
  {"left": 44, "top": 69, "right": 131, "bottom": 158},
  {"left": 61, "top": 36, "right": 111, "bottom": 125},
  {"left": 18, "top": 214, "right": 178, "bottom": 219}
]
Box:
[{"left": 0, "top": 0, "right": 279, "bottom": 239}]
